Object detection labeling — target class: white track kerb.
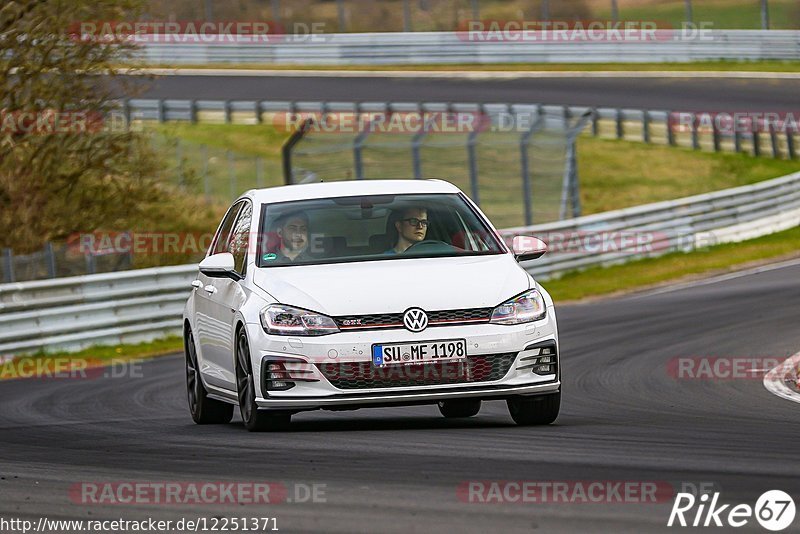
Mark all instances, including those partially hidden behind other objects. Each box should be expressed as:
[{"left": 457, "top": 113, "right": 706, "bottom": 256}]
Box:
[{"left": 764, "top": 351, "right": 800, "bottom": 405}]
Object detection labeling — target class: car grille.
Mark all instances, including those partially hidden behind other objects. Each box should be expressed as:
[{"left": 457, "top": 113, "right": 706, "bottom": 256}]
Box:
[
  {"left": 333, "top": 307, "right": 493, "bottom": 331},
  {"left": 316, "top": 352, "right": 516, "bottom": 390}
]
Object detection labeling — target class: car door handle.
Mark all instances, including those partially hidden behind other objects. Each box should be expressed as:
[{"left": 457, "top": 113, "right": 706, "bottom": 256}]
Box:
[
  {"left": 191, "top": 280, "right": 203, "bottom": 290},
  {"left": 203, "top": 285, "right": 217, "bottom": 294}
]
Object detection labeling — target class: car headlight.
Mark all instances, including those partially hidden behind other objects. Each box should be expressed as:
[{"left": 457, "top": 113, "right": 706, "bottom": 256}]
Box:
[
  {"left": 260, "top": 304, "right": 339, "bottom": 336},
  {"left": 490, "top": 289, "right": 546, "bottom": 324}
]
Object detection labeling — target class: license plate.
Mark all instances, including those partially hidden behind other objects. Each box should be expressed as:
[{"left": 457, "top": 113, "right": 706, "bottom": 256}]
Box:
[{"left": 372, "top": 339, "right": 467, "bottom": 367}]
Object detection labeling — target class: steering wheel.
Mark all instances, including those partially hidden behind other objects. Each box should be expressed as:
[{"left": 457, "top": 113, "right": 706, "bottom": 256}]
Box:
[{"left": 404, "top": 240, "right": 455, "bottom": 253}]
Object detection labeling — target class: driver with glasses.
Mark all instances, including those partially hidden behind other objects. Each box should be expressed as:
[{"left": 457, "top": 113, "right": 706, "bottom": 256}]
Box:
[{"left": 387, "top": 207, "right": 429, "bottom": 254}]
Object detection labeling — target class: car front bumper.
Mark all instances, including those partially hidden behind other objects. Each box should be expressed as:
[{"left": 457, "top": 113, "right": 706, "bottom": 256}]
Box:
[{"left": 244, "top": 307, "right": 560, "bottom": 411}]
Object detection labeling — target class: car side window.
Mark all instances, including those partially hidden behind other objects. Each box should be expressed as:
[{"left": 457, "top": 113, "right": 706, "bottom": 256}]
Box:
[
  {"left": 210, "top": 202, "right": 243, "bottom": 256},
  {"left": 229, "top": 201, "right": 253, "bottom": 275}
]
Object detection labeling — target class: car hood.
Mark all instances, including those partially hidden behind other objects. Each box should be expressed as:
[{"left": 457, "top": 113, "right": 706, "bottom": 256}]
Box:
[{"left": 251, "top": 255, "right": 531, "bottom": 316}]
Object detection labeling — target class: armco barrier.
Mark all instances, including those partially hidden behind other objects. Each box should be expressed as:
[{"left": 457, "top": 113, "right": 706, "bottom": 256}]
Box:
[
  {"left": 135, "top": 30, "right": 800, "bottom": 65},
  {"left": 1, "top": 171, "right": 798, "bottom": 355}
]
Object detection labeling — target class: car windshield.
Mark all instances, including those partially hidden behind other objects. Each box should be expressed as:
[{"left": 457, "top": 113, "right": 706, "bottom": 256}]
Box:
[{"left": 256, "top": 193, "right": 505, "bottom": 267}]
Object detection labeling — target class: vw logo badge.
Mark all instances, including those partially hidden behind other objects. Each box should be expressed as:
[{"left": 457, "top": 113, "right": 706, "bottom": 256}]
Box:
[{"left": 403, "top": 308, "right": 429, "bottom": 332}]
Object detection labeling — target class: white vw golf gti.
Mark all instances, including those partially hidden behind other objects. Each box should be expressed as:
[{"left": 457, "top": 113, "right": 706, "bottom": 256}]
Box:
[{"left": 183, "top": 180, "right": 560, "bottom": 431}]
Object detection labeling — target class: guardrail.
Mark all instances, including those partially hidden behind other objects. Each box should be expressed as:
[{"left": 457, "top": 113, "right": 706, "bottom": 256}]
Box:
[
  {"left": 135, "top": 30, "right": 800, "bottom": 65},
  {"left": 1, "top": 170, "right": 798, "bottom": 356},
  {"left": 127, "top": 98, "right": 799, "bottom": 161}
]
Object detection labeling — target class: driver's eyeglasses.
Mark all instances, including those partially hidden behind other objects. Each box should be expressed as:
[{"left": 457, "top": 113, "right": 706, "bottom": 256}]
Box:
[{"left": 402, "top": 218, "right": 429, "bottom": 228}]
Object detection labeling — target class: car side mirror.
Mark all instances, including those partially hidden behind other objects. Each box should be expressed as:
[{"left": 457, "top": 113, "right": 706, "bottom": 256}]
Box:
[
  {"left": 199, "top": 252, "right": 240, "bottom": 280},
  {"left": 512, "top": 236, "right": 547, "bottom": 262}
]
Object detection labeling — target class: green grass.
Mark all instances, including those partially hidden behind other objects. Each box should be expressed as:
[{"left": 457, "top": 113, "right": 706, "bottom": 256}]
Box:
[
  {"left": 151, "top": 121, "right": 800, "bottom": 226},
  {"left": 543, "top": 225, "right": 800, "bottom": 302},
  {"left": 592, "top": 0, "right": 800, "bottom": 30},
  {"left": 146, "top": 0, "right": 800, "bottom": 31},
  {"left": 0, "top": 336, "right": 183, "bottom": 380},
  {"left": 577, "top": 137, "right": 800, "bottom": 214},
  {"left": 140, "top": 60, "right": 800, "bottom": 72}
]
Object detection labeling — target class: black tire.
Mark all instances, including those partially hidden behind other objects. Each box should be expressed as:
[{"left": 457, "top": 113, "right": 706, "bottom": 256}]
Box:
[
  {"left": 506, "top": 392, "right": 560, "bottom": 426},
  {"left": 185, "top": 329, "right": 234, "bottom": 424},
  {"left": 235, "top": 330, "right": 292, "bottom": 432},
  {"left": 437, "top": 399, "right": 481, "bottom": 418}
]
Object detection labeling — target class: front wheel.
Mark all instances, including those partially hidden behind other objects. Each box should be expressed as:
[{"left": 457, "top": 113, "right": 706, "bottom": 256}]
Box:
[
  {"left": 438, "top": 399, "right": 481, "bottom": 418},
  {"left": 236, "top": 330, "right": 292, "bottom": 432},
  {"left": 186, "top": 329, "right": 234, "bottom": 425},
  {"left": 507, "top": 392, "right": 560, "bottom": 426}
]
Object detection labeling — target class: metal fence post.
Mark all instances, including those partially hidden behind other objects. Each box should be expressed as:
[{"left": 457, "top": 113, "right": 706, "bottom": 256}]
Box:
[
  {"left": 471, "top": 0, "right": 480, "bottom": 19},
  {"left": 643, "top": 110, "right": 651, "bottom": 144},
  {"left": 734, "top": 129, "right": 742, "bottom": 153},
  {"left": 684, "top": 0, "right": 693, "bottom": 24},
  {"left": 753, "top": 131, "right": 761, "bottom": 157},
  {"left": 337, "top": 0, "right": 347, "bottom": 32},
  {"left": 560, "top": 110, "right": 592, "bottom": 220},
  {"left": 411, "top": 131, "right": 425, "bottom": 179},
  {"left": 691, "top": 112, "right": 700, "bottom": 150},
  {"left": 667, "top": 111, "right": 676, "bottom": 146},
  {"left": 712, "top": 121, "right": 721, "bottom": 152},
  {"left": 519, "top": 110, "right": 543, "bottom": 227},
  {"left": 44, "top": 242, "right": 56, "bottom": 278},
  {"left": 467, "top": 128, "right": 480, "bottom": 205},
  {"left": 177, "top": 139, "right": 185, "bottom": 187},
  {"left": 201, "top": 144, "right": 210, "bottom": 199},
  {"left": 769, "top": 122, "right": 780, "bottom": 158},
  {"left": 760, "top": 0, "right": 770, "bottom": 30},
  {"left": 610, "top": 0, "right": 619, "bottom": 23},
  {"left": 353, "top": 111, "right": 379, "bottom": 180},
  {"left": 227, "top": 150, "right": 237, "bottom": 199},
  {"left": 224, "top": 100, "right": 233, "bottom": 124},
  {"left": 254, "top": 101, "right": 263, "bottom": 124},
  {"left": 189, "top": 99, "right": 198, "bottom": 124},
  {"left": 281, "top": 118, "right": 314, "bottom": 185},
  {"left": 353, "top": 130, "right": 367, "bottom": 180},
  {"left": 271, "top": 0, "right": 281, "bottom": 22},
  {"left": 256, "top": 157, "right": 264, "bottom": 187},
  {"left": 591, "top": 108, "right": 599, "bottom": 136},
  {"left": 615, "top": 109, "right": 624, "bottom": 139},
  {"left": 787, "top": 130, "right": 796, "bottom": 160},
  {"left": 85, "top": 252, "right": 96, "bottom": 275},
  {"left": 123, "top": 98, "right": 131, "bottom": 127},
  {"left": 2, "top": 248, "right": 14, "bottom": 283},
  {"left": 403, "top": 0, "right": 412, "bottom": 32},
  {"left": 157, "top": 99, "right": 165, "bottom": 123}
]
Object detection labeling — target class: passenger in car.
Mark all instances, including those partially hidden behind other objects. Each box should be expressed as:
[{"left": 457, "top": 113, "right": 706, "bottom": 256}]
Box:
[
  {"left": 274, "top": 212, "right": 315, "bottom": 263},
  {"left": 386, "top": 207, "right": 429, "bottom": 254}
]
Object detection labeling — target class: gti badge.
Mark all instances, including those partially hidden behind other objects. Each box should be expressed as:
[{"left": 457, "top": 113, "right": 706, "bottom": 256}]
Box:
[{"left": 403, "top": 308, "right": 429, "bottom": 332}]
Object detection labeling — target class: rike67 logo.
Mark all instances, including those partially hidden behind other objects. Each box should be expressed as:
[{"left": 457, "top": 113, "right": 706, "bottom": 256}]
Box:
[{"left": 668, "top": 490, "right": 796, "bottom": 531}]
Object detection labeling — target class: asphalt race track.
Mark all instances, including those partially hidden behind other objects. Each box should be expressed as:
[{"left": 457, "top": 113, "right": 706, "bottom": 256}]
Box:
[
  {"left": 1, "top": 260, "right": 798, "bottom": 533},
  {"left": 129, "top": 73, "right": 800, "bottom": 111}
]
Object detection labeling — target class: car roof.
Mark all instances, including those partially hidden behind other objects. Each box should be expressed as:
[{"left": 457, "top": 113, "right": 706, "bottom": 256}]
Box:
[{"left": 240, "top": 179, "right": 462, "bottom": 204}]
